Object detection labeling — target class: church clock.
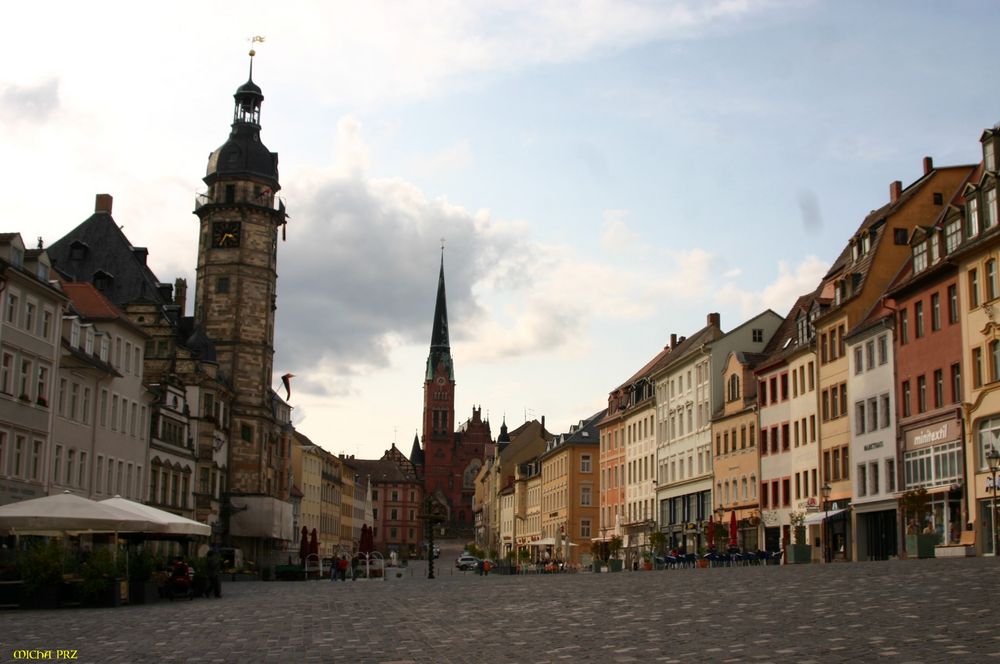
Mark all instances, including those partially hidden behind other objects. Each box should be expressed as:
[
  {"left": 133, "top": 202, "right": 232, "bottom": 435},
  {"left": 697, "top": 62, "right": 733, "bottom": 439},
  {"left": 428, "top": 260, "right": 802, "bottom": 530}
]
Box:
[{"left": 212, "top": 221, "right": 242, "bottom": 248}]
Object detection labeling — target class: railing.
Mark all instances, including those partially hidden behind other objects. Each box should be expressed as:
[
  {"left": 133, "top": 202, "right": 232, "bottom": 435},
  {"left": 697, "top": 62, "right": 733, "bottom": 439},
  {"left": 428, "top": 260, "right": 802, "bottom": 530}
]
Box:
[{"left": 195, "top": 191, "right": 286, "bottom": 213}]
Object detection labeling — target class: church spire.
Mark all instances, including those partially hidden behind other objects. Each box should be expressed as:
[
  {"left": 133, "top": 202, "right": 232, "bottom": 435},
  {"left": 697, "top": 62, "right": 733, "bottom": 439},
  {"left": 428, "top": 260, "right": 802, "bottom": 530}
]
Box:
[{"left": 426, "top": 250, "right": 454, "bottom": 380}]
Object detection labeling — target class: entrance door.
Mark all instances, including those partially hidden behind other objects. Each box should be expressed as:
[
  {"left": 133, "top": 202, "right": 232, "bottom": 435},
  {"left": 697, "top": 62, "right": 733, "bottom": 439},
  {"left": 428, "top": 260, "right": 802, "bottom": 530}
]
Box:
[
  {"left": 861, "top": 510, "right": 897, "bottom": 561},
  {"left": 764, "top": 527, "right": 780, "bottom": 554}
]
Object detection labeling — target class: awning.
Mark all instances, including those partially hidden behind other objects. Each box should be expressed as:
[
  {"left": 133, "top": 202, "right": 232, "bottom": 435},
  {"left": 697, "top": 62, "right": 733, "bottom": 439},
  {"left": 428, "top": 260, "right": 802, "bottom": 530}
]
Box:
[
  {"left": 532, "top": 537, "right": 556, "bottom": 546},
  {"left": 803, "top": 508, "right": 847, "bottom": 526}
]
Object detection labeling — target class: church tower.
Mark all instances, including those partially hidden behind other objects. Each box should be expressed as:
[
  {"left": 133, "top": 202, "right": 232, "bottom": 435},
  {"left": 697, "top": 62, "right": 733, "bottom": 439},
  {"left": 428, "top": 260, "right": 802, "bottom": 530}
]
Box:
[
  {"left": 193, "top": 53, "right": 288, "bottom": 497},
  {"left": 422, "top": 252, "right": 456, "bottom": 502}
]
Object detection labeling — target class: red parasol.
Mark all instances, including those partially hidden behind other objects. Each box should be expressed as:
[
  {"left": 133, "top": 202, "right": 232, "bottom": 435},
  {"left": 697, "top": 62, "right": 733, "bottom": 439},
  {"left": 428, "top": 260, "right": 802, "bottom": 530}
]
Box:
[
  {"left": 299, "top": 525, "right": 309, "bottom": 564},
  {"left": 309, "top": 528, "right": 319, "bottom": 559},
  {"left": 729, "top": 510, "right": 738, "bottom": 548},
  {"left": 359, "top": 524, "right": 374, "bottom": 557},
  {"left": 705, "top": 520, "right": 715, "bottom": 549}
]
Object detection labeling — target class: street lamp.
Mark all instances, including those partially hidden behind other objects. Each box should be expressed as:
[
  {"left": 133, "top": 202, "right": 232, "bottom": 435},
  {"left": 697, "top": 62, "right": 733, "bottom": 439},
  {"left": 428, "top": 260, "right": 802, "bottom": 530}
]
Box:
[
  {"left": 987, "top": 449, "right": 1000, "bottom": 557},
  {"left": 821, "top": 482, "right": 832, "bottom": 563}
]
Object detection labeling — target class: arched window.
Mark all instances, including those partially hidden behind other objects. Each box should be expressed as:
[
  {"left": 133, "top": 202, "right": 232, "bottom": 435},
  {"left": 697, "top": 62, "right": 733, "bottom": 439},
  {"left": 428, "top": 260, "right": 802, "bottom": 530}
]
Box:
[{"left": 728, "top": 374, "right": 741, "bottom": 402}]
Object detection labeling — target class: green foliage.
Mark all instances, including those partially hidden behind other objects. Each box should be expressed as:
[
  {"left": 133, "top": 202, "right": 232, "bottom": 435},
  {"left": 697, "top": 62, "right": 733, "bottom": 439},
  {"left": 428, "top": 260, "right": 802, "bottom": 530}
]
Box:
[
  {"left": 80, "top": 547, "right": 117, "bottom": 600},
  {"left": 608, "top": 535, "right": 623, "bottom": 560},
  {"left": 128, "top": 549, "right": 154, "bottom": 583},
  {"left": 517, "top": 548, "right": 531, "bottom": 562},
  {"left": 649, "top": 531, "right": 666, "bottom": 554},
  {"left": 19, "top": 540, "right": 64, "bottom": 593},
  {"left": 465, "top": 543, "right": 484, "bottom": 559},
  {"left": 899, "top": 487, "right": 932, "bottom": 533}
]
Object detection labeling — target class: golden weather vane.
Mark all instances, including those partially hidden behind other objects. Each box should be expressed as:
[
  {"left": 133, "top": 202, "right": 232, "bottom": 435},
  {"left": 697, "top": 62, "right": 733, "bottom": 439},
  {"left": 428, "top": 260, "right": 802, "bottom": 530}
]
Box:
[{"left": 248, "top": 35, "right": 266, "bottom": 57}]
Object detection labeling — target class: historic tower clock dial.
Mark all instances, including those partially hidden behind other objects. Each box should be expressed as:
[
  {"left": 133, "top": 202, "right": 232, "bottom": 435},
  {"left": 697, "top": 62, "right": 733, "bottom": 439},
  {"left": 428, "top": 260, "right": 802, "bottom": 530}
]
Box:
[{"left": 211, "top": 221, "right": 242, "bottom": 248}]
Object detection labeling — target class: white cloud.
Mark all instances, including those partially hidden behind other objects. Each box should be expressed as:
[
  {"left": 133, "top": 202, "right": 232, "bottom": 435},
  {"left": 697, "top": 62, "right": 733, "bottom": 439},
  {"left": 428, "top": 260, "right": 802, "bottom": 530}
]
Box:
[
  {"left": 600, "top": 209, "right": 636, "bottom": 251},
  {"left": 716, "top": 256, "right": 828, "bottom": 317},
  {"left": 411, "top": 139, "right": 474, "bottom": 178}
]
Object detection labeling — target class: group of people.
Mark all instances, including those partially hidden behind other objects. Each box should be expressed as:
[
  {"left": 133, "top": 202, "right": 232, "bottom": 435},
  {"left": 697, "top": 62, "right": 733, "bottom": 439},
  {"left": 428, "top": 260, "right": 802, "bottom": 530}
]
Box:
[
  {"left": 164, "top": 548, "right": 222, "bottom": 598},
  {"left": 330, "top": 553, "right": 371, "bottom": 581}
]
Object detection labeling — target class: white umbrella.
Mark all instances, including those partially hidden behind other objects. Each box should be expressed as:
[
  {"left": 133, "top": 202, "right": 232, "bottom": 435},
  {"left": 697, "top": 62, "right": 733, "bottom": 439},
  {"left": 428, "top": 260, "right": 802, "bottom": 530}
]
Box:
[
  {"left": 0, "top": 491, "right": 155, "bottom": 533},
  {"left": 99, "top": 496, "right": 210, "bottom": 536}
]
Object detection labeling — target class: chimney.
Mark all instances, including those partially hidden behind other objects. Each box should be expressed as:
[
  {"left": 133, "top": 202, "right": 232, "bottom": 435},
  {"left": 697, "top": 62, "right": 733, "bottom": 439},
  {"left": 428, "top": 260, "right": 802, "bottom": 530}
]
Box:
[
  {"left": 670, "top": 333, "right": 678, "bottom": 349},
  {"left": 174, "top": 278, "right": 187, "bottom": 316},
  {"left": 541, "top": 415, "right": 545, "bottom": 431},
  {"left": 707, "top": 312, "right": 721, "bottom": 328},
  {"left": 132, "top": 247, "right": 148, "bottom": 265},
  {"left": 890, "top": 180, "right": 903, "bottom": 204},
  {"left": 156, "top": 282, "right": 173, "bottom": 303},
  {"left": 95, "top": 194, "right": 113, "bottom": 214},
  {"left": 923, "top": 156, "right": 934, "bottom": 175}
]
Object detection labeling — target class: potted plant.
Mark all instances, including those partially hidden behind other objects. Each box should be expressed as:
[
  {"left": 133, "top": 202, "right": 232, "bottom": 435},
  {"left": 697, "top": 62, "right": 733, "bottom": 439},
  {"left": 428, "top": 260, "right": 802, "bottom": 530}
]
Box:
[
  {"left": 641, "top": 551, "right": 653, "bottom": 571},
  {"left": 80, "top": 547, "right": 120, "bottom": 607},
  {"left": 650, "top": 531, "right": 666, "bottom": 569},
  {"left": 900, "top": 488, "right": 936, "bottom": 558},
  {"left": 608, "top": 536, "right": 624, "bottom": 572},
  {"left": 696, "top": 545, "right": 709, "bottom": 568},
  {"left": 190, "top": 556, "right": 209, "bottom": 596},
  {"left": 19, "top": 539, "right": 63, "bottom": 609},
  {"left": 788, "top": 512, "right": 811, "bottom": 564},
  {"left": 127, "top": 549, "right": 158, "bottom": 604}
]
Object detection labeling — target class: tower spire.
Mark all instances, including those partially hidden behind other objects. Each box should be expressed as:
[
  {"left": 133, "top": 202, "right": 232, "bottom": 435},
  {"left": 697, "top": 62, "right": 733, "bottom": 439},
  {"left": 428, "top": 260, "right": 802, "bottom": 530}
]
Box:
[{"left": 425, "top": 248, "right": 454, "bottom": 381}]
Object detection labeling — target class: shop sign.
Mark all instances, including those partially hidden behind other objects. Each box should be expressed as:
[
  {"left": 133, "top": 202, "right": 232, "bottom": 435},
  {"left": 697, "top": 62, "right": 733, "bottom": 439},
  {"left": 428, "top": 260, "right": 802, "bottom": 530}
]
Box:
[
  {"left": 905, "top": 419, "right": 960, "bottom": 449},
  {"left": 864, "top": 441, "right": 884, "bottom": 452}
]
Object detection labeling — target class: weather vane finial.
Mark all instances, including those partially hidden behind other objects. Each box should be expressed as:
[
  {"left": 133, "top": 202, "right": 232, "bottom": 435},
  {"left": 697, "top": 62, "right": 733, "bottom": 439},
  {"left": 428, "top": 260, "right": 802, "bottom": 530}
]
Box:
[{"left": 248, "top": 35, "right": 265, "bottom": 78}]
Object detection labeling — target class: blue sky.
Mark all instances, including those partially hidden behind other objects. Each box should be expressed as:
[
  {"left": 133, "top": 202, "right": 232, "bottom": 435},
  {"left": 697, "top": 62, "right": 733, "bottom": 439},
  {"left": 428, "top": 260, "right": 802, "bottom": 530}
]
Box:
[{"left": 4, "top": 1, "right": 1000, "bottom": 457}]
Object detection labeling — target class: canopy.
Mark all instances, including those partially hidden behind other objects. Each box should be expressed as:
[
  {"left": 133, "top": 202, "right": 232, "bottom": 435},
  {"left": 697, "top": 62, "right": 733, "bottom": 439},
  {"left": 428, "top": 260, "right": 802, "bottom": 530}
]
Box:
[
  {"left": 99, "top": 496, "right": 211, "bottom": 536},
  {"left": 802, "top": 508, "right": 847, "bottom": 526},
  {"left": 531, "top": 537, "right": 557, "bottom": 547},
  {"left": 0, "top": 492, "right": 156, "bottom": 533}
]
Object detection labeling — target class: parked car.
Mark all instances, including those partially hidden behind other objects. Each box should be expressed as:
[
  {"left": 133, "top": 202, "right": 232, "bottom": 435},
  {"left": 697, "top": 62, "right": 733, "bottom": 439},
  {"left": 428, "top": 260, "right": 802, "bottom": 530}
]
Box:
[{"left": 455, "top": 555, "right": 479, "bottom": 571}]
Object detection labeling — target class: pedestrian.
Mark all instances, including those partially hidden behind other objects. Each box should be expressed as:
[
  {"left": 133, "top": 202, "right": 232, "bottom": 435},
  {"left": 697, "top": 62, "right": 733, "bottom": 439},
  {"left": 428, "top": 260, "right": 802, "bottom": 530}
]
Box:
[
  {"left": 477, "top": 558, "right": 484, "bottom": 576},
  {"left": 206, "top": 548, "right": 222, "bottom": 598},
  {"left": 337, "top": 554, "right": 348, "bottom": 581}
]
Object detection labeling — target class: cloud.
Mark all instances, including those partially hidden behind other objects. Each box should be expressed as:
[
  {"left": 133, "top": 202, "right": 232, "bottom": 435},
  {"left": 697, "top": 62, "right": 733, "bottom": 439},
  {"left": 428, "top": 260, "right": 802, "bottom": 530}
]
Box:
[
  {"left": 0, "top": 78, "right": 59, "bottom": 123},
  {"left": 277, "top": 157, "right": 531, "bottom": 376},
  {"left": 715, "top": 255, "right": 828, "bottom": 317},
  {"left": 600, "top": 209, "right": 636, "bottom": 251},
  {"left": 411, "top": 139, "right": 474, "bottom": 177}
]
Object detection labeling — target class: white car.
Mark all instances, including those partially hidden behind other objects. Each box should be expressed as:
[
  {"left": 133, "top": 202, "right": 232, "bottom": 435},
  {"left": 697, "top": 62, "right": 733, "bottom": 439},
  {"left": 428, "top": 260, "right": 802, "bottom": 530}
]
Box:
[{"left": 455, "top": 555, "right": 479, "bottom": 571}]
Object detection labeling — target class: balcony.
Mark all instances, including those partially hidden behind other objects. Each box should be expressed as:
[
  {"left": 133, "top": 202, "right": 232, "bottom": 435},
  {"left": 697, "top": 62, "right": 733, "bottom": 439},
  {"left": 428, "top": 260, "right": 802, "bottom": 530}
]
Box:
[{"left": 195, "top": 190, "right": 286, "bottom": 213}]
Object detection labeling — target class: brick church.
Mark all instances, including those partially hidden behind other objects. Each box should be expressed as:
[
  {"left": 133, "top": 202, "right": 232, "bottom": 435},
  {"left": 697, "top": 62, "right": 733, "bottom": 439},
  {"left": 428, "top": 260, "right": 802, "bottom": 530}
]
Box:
[{"left": 409, "top": 255, "right": 492, "bottom": 531}]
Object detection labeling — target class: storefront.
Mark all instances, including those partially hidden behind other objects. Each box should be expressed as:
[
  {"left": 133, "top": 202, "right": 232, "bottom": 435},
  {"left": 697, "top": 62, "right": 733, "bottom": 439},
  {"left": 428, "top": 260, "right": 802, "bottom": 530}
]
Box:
[
  {"left": 663, "top": 489, "right": 712, "bottom": 553},
  {"left": 901, "top": 416, "right": 965, "bottom": 548}
]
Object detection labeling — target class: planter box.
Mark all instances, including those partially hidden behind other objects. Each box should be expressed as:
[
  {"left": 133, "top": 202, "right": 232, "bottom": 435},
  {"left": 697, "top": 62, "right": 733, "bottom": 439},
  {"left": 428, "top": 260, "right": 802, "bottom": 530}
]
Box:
[
  {"left": 21, "top": 585, "right": 60, "bottom": 610},
  {"left": 128, "top": 581, "right": 160, "bottom": 605},
  {"left": 608, "top": 560, "right": 624, "bottom": 572},
  {"left": 789, "top": 544, "right": 812, "bottom": 564},
  {"left": 906, "top": 534, "right": 937, "bottom": 559}
]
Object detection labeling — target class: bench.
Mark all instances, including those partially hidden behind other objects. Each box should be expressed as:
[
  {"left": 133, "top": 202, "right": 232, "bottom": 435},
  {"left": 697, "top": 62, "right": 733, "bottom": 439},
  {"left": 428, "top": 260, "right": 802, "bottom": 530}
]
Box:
[{"left": 935, "top": 531, "right": 975, "bottom": 557}]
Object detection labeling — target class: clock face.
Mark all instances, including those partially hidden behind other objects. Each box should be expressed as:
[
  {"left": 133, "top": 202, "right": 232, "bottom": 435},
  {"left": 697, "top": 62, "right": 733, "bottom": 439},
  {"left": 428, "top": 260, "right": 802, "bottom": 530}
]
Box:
[
  {"left": 436, "top": 377, "right": 446, "bottom": 385},
  {"left": 212, "top": 221, "right": 241, "bottom": 248}
]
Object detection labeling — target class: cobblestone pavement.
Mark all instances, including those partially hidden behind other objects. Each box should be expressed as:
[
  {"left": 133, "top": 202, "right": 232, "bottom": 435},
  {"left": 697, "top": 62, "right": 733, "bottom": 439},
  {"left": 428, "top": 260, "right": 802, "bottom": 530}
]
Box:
[{"left": 2, "top": 557, "right": 999, "bottom": 663}]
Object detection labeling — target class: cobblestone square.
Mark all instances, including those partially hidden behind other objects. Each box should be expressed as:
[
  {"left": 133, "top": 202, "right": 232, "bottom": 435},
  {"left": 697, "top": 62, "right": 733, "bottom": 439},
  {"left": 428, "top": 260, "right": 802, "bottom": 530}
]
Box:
[{"left": 1, "top": 557, "right": 998, "bottom": 663}]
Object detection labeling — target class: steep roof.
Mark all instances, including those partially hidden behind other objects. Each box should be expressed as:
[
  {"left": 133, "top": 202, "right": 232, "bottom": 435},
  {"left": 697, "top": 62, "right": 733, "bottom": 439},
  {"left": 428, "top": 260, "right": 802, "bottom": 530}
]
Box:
[
  {"left": 48, "top": 207, "right": 170, "bottom": 310},
  {"left": 755, "top": 287, "right": 822, "bottom": 373},
  {"left": 349, "top": 458, "right": 417, "bottom": 484}
]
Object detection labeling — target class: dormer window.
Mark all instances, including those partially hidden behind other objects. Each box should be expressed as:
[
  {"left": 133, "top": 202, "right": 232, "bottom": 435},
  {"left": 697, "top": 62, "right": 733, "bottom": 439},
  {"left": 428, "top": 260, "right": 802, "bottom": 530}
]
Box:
[
  {"left": 92, "top": 270, "right": 113, "bottom": 292},
  {"left": 69, "top": 241, "right": 88, "bottom": 261},
  {"left": 10, "top": 246, "right": 23, "bottom": 267},
  {"left": 860, "top": 233, "right": 871, "bottom": 255},
  {"left": 70, "top": 320, "right": 80, "bottom": 349},
  {"left": 967, "top": 198, "right": 980, "bottom": 238},
  {"left": 85, "top": 326, "right": 95, "bottom": 355},
  {"left": 913, "top": 242, "right": 928, "bottom": 273},
  {"left": 987, "top": 140, "right": 996, "bottom": 172},
  {"left": 945, "top": 218, "right": 962, "bottom": 253},
  {"left": 99, "top": 334, "right": 109, "bottom": 362},
  {"left": 728, "top": 374, "right": 741, "bottom": 402},
  {"left": 851, "top": 241, "right": 860, "bottom": 261},
  {"left": 986, "top": 188, "right": 997, "bottom": 230},
  {"left": 930, "top": 233, "right": 941, "bottom": 264}
]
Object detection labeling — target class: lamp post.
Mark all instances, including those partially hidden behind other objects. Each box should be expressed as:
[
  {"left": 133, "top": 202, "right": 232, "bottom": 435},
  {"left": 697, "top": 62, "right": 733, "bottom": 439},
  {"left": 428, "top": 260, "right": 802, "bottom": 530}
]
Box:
[
  {"left": 987, "top": 449, "right": 1000, "bottom": 557},
  {"left": 821, "top": 482, "right": 832, "bottom": 563},
  {"left": 715, "top": 505, "right": 724, "bottom": 551}
]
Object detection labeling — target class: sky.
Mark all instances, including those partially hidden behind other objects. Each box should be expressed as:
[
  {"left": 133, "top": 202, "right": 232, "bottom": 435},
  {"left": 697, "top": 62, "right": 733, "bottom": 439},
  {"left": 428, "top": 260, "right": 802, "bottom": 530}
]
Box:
[{"left": 6, "top": 1, "right": 1000, "bottom": 460}]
